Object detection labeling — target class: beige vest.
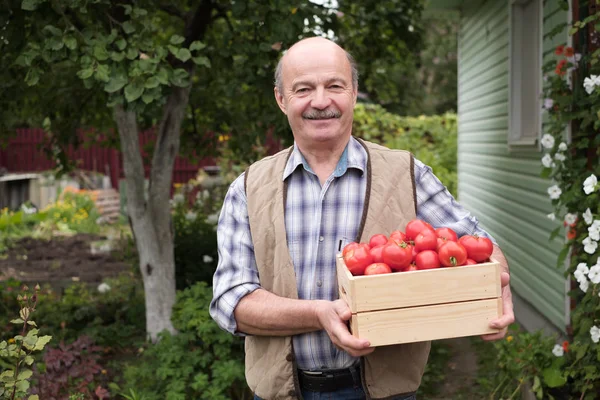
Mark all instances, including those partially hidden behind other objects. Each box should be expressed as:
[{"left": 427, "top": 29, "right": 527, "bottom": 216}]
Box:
[{"left": 244, "top": 139, "right": 431, "bottom": 400}]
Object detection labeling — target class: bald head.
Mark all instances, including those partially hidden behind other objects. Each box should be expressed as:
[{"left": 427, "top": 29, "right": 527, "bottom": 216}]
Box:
[{"left": 274, "top": 38, "right": 358, "bottom": 94}]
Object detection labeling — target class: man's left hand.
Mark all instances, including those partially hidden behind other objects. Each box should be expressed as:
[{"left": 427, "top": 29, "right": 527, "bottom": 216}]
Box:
[{"left": 481, "top": 271, "right": 514, "bottom": 341}]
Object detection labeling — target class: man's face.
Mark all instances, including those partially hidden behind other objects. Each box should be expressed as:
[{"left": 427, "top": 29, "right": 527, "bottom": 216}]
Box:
[{"left": 274, "top": 40, "right": 358, "bottom": 148}]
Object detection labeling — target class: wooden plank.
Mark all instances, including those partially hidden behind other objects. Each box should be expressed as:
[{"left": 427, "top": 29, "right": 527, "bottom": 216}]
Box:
[
  {"left": 337, "top": 255, "right": 501, "bottom": 313},
  {"left": 336, "top": 256, "right": 356, "bottom": 311},
  {"left": 352, "top": 298, "right": 502, "bottom": 347}
]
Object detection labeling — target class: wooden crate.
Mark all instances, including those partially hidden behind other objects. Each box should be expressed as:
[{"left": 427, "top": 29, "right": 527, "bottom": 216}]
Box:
[{"left": 336, "top": 255, "right": 503, "bottom": 347}]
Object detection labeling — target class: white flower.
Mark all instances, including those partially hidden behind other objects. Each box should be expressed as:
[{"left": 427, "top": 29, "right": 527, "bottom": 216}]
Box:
[
  {"left": 584, "top": 75, "right": 598, "bottom": 94},
  {"left": 564, "top": 213, "right": 578, "bottom": 225},
  {"left": 551, "top": 344, "right": 564, "bottom": 357},
  {"left": 172, "top": 193, "right": 185, "bottom": 204},
  {"left": 576, "top": 262, "right": 590, "bottom": 275},
  {"left": 583, "top": 208, "right": 594, "bottom": 225},
  {"left": 580, "top": 279, "right": 589, "bottom": 293},
  {"left": 547, "top": 213, "right": 556, "bottom": 221},
  {"left": 588, "top": 265, "right": 600, "bottom": 284},
  {"left": 567, "top": 53, "right": 582, "bottom": 64},
  {"left": 185, "top": 211, "right": 197, "bottom": 221},
  {"left": 543, "top": 98, "right": 554, "bottom": 110},
  {"left": 206, "top": 212, "right": 219, "bottom": 225},
  {"left": 589, "top": 220, "right": 600, "bottom": 241},
  {"left": 97, "top": 283, "right": 111, "bottom": 293},
  {"left": 554, "top": 152, "right": 566, "bottom": 162},
  {"left": 203, "top": 255, "right": 214, "bottom": 263},
  {"left": 558, "top": 142, "right": 568, "bottom": 151},
  {"left": 590, "top": 326, "right": 600, "bottom": 343},
  {"left": 541, "top": 134, "right": 555, "bottom": 149},
  {"left": 542, "top": 154, "right": 554, "bottom": 168},
  {"left": 583, "top": 174, "right": 598, "bottom": 195},
  {"left": 583, "top": 236, "right": 598, "bottom": 254},
  {"left": 548, "top": 185, "right": 562, "bottom": 200},
  {"left": 574, "top": 269, "right": 587, "bottom": 283}
]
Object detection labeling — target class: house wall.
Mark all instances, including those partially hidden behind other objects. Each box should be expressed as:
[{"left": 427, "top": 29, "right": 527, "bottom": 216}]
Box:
[{"left": 457, "top": 0, "right": 569, "bottom": 333}]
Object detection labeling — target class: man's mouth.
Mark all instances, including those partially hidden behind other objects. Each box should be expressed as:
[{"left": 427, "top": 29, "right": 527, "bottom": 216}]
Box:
[{"left": 303, "top": 109, "right": 341, "bottom": 120}]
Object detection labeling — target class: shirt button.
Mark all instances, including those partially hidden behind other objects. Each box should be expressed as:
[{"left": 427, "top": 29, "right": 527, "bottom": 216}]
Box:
[
  {"left": 317, "top": 281, "right": 322, "bottom": 287},
  {"left": 319, "top": 236, "right": 324, "bottom": 242},
  {"left": 286, "top": 353, "right": 293, "bottom": 362}
]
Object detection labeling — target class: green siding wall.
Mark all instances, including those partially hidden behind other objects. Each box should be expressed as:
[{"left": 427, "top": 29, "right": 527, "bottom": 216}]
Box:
[{"left": 457, "top": 0, "right": 569, "bottom": 331}]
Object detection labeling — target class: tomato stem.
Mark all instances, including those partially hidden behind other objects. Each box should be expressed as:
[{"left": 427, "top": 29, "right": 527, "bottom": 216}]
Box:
[{"left": 450, "top": 256, "right": 457, "bottom": 266}]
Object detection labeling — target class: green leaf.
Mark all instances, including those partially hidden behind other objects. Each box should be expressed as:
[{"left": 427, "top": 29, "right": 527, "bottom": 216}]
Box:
[
  {"left": 170, "top": 35, "right": 185, "bottom": 45},
  {"left": 141, "top": 92, "right": 154, "bottom": 104},
  {"left": 77, "top": 67, "right": 94, "bottom": 80},
  {"left": 145, "top": 76, "right": 160, "bottom": 89},
  {"left": 28, "top": 395, "right": 39, "bottom": 400},
  {"left": 123, "top": 21, "right": 136, "bottom": 34},
  {"left": 21, "top": 0, "right": 39, "bottom": 11},
  {"left": 104, "top": 76, "right": 128, "bottom": 93},
  {"left": 15, "top": 379, "right": 30, "bottom": 393},
  {"left": 43, "top": 25, "right": 62, "bottom": 36},
  {"left": 126, "top": 48, "right": 138, "bottom": 60},
  {"left": 192, "top": 56, "right": 211, "bottom": 68},
  {"left": 11, "top": 318, "right": 24, "bottom": 324},
  {"left": 124, "top": 82, "right": 145, "bottom": 102},
  {"left": 568, "top": 27, "right": 578, "bottom": 36},
  {"left": 157, "top": 68, "right": 169, "bottom": 84},
  {"left": 24, "top": 355, "right": 34, "bottom": 365},
  {"left": 116, "top": 38, "right": 127, "bottom": 50},
  {"left": 189, "top": 41, "right": 206, "bottom": 51},
  {"left": 111, "top": 51, "right": 125, "bottom": 62},
  {"left": 63, "top": 35, "right": 77, "bottom": 50},
  {"left": 26, "top": 320, "right": 37, "bottom": 327},
  {"left": 542, "top": 366, "right": 567, "bottom": 388},
  {"left": 95, "top": 64, "right": 110, "bottom": 82},
  {"left": 170, "top": 68, "right": 189, "bottom": 87},
  {"left": 17, "top": 370, "right": 33, "bottom": 380},
  {"left": 93, "top": 46, "right": 109, "bottom": 61},
  {"left": 176, "top": 48, "right": 192, "bottom": 62},
  {"left": 47, "top": 37, "right": 64, "bottom": 51},
  {"left": 33, "top": 335, "right": 52, "bottom": 351},
  {"left": 24, "top": 68, "right": 40, "bottom": 86}
]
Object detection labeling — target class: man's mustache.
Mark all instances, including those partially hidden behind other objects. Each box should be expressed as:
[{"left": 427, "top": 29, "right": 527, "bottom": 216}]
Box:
[{"left": 303, "top": 109, "right": 341, "bottom": 120}]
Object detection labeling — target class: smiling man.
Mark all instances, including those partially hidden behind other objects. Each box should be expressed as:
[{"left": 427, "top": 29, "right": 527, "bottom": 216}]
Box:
[{"left": 210, "top": 37, "right": 514, "bottom": 400}]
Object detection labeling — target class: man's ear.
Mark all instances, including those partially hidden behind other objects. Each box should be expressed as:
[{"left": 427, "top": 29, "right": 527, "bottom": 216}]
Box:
[
  {"left": 352, "top": 87, "right": 358, "bottom": 107},
  {"left": 274, "top": 87, "right": 287, "bottom": 114}
]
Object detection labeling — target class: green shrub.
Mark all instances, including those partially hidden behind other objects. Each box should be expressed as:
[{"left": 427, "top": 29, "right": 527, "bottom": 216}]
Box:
[
  {"left": 353, "top": 104, "right": 458, "bottom": 196},
  {"left": 121, "top": 282, "right": 249, "bottom": 400},
  {"left": 39, "top": 190, "right": 102, "bottom": 235}
]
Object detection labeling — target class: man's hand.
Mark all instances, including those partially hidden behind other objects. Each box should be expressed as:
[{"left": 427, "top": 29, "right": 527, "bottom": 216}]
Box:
[
  {"left": 316, "top": 299, "right": 375, "bottom": 357},
  {"left": 481, "top": 271, "right": 515, "bottom": 341}
]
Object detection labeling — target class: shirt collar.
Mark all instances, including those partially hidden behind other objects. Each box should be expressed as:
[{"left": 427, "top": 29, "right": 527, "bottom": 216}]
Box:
[{"left": 282, "top": 136, "right": 367, "bottom": 181}]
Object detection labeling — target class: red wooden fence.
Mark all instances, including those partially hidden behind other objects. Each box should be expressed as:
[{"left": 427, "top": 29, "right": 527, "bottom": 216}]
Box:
[{"left": 0, "top": 128, "right": 217, "bottom": 190}]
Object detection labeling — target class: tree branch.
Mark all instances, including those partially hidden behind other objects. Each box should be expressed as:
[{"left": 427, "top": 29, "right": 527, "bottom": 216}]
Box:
[
  {"left": 114, "top": 105, "right": 146, "bottom": 219},
  {"left": 183, "top": 0, "right": 215, "bottom": 47}
]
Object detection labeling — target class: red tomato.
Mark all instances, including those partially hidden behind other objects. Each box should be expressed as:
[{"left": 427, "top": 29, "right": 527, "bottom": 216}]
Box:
[
  {"left": 458, "top": 235, "right": 493, "bottom": 262},
  {"left": 415, "top": 250, "right": 441, "bottom": 270},
  {"left": 436, "top": 237, "right": 448, "bottom": 251},
  {"left": 364, "top": 263, "right": 392, "bottom": 275},
  {"left": 438, "top": 241, "right": 468, "bottom": 267},
  {"left": 382, "top": 240, "right": 413, "bottom": 271},
  {"left": 369, "top": 234, "right": 388, "bottom": 248},
  {"left": 389, "top": 230, "right": 406, "bottom": 242},
  {"left": 465, "top": 259, "right": 478, "bottom": 265},
  {"left": 342, "top": 242, "right": 360, "bottom": 257},
  {"left": 405, "top": 219, "right": 434, "bottom": 241},
  {"left": 405, "top": 263, "right": 418, "bottom": 272},
  {"left": 369, "top": 245, "right": 385, "bottom": 263},
  {"left": 435, "top": 227, "right": 458, "bottom": 242},
  {"left": 344, "top": 244, "right": 373, "bottom": 275},
  {"left": 414, "top": 229, "right": 438, "bottom": 252},
  {"left": 411, "top": 246, "right": 418, "bottom": 262}
]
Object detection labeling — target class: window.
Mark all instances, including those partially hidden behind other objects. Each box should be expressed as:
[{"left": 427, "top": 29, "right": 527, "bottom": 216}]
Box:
[{"left": 509, "top": 0, "right": 542, "bottom": 148}]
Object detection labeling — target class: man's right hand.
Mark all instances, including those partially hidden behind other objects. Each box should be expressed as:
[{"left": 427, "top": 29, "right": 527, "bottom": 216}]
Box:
[{"left": 316, "top": 299, "right": 375, "bottom": 357}]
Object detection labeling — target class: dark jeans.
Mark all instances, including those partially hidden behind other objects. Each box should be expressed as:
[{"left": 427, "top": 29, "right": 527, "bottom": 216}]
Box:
[{"left": 254, "top": 389, "right": 416, "bottom": 400}]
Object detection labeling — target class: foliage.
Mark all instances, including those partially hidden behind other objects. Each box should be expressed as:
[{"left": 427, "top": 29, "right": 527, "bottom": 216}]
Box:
[
  {"left": 171, "top": 170, "right": 227, "bottom": 290},
  {"left": 0, "top": 284, "right": 50, "bottom": 400},
  {"left": 38, "top": 189, "right": 102, "bottom": 235},
  {"left": 353, "top": 103, "right": 458, "bottom": 195},
  {"left": 495, "top": 1, "right": 600, "bottom": 398},
  {"left": 31, "top": 335, "right": 107, "bottom": 400},
  {"left": 0, "top": 207, "right": 45, "bottom": 254},
  {"left": 120, "top": 282, "right": 248, "bottom": 400}
]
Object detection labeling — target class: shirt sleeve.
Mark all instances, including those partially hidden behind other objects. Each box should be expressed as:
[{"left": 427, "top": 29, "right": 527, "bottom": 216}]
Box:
[
  {"left": 413, "top": 158, "right": 496, "bottom": 244},
  {"left": 209, "top": 173, "right": 261, "bottom": 335}
]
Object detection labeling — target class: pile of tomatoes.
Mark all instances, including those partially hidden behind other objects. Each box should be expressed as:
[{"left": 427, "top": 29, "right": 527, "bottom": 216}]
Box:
[{"left": 342, "top": 219, "right": 494, "bottom": 276}]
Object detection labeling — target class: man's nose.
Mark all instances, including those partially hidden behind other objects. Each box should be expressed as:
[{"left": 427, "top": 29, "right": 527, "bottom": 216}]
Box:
[{"left": 310, "top": 87, "right": 331, "bottom": 109}]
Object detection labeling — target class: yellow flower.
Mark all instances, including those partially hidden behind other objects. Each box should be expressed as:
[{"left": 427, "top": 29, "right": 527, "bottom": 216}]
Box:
[
  {"left": 8, "top": 338, "right": 15, "bottom": 344},
  {"left": 506, "top": 336, "right": 514, "bottom": 342},
  {"left": 101, "top": 369, "right": 107, "bottom": 375}
]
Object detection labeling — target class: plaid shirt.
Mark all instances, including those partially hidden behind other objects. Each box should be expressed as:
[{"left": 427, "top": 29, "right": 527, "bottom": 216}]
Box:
[{"left": 209, "top": 137, "right": 493, "bottom": 371}]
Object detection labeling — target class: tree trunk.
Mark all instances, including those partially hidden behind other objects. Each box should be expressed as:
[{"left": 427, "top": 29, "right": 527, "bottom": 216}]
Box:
[{"left": 113, "top": 85, "right": 191, "bottom": 341}]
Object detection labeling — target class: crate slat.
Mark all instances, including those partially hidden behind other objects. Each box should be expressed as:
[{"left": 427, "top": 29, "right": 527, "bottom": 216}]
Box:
[{"left": 352, "top": 298, "right": 502, "bottom": 347}]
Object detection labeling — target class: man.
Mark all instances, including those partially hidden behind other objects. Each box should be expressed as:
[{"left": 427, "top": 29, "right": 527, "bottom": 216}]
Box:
[{"left": 210, "top": 37, "right": 514, "bottom": 400}]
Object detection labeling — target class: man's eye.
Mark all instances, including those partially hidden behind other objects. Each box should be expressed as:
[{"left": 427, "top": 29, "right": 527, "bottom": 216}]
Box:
[
  {"left": 330, "top": 85, "right": 342, "bottom": 89},
  {"left": 296, "top": 88, "right": 309, "bottom": 93}
]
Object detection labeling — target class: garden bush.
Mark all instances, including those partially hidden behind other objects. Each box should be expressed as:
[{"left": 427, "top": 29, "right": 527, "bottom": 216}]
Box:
[
  {"left": 353, "top": 103, "right": 458, "bottom": 196},
  {"left": 120, "top": 282, "right": 249, "bottom": 400}
]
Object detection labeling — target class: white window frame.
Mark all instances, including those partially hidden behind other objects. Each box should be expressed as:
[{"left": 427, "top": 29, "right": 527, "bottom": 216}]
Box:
[{"left": 508, "top": 0, "right": 543, "bottom": 150}]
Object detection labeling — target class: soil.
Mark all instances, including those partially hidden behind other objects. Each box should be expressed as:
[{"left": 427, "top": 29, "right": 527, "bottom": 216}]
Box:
[
  {"left": 428, "top": 337, "right": 480, "bottom": 400},
  {"left": 0, "top": 234, "right": 132, "bottom": 287}
]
